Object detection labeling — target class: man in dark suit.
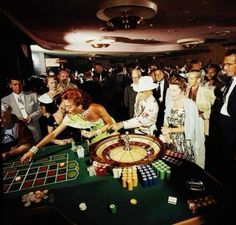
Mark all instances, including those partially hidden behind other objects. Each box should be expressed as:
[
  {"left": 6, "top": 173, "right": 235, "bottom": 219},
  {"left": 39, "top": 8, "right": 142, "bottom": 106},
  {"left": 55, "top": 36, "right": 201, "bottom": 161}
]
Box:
[
  {"left": 80, "top": 71, "right": 102, "bottom": 103},
  {"left": 93, "top": 63, "right": 109, "bottom": 87},
  {"left": 219, "top": 50, "right": 236, "bottom": 186},
  {"left": 150, "top": 69, "right": 169, "bottom": 136},
  {"left": 215, "top": 49, "right": 236, "bottom": 225}
]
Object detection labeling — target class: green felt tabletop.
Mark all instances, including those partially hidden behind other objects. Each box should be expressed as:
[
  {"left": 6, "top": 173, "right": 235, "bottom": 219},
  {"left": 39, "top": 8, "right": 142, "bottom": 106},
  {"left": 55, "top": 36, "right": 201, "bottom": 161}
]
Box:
[{"left": 3, "top": 143, "right": 226, "bottom": 225}]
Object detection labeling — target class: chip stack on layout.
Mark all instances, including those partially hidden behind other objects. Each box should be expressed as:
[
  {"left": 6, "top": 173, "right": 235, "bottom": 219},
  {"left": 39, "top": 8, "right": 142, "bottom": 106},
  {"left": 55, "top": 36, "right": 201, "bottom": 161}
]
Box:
[
  {"left": 120, "top": 166, "right": 138, "bottom": 190},
  {"left": 136, "top": 164, "right": 158, "bottom": 187}
]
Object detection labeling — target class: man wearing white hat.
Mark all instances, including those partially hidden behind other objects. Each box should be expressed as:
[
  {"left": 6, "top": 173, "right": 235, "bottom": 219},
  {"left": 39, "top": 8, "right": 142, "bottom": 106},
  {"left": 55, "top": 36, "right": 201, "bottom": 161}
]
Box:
[{"left": 111, "top": 76, "right": 159, "bottom": 136}]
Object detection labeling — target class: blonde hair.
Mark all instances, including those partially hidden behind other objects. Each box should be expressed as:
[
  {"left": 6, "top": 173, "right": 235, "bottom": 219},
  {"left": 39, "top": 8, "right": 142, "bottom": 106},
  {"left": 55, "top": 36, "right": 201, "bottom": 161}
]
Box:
[{"left": 186, "top": 71, "right": 201, "bottom": 79}]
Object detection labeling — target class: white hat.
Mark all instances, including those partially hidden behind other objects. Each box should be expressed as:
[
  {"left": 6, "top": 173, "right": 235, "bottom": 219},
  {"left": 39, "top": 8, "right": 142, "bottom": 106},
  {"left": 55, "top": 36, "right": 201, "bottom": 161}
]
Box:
[{"left": 133, "top": 76, "right": 158, "bottom": 92}]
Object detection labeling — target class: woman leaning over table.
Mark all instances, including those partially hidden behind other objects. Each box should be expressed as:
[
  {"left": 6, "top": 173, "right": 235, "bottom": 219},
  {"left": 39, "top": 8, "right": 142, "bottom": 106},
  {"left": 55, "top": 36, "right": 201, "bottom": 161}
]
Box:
[{"left": 20, "top": 88, "right": 115, "bottom": 164}]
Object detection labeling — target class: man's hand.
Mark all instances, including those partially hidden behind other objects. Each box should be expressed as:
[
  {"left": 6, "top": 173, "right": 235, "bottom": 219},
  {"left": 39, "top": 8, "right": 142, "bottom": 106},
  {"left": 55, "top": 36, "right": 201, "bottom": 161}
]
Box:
[
  {"left": 26, "top": 116, "right": 32, "bottom": 123},
  {"left": 109, "top": 122, "right": 124, "bottom": 131}
]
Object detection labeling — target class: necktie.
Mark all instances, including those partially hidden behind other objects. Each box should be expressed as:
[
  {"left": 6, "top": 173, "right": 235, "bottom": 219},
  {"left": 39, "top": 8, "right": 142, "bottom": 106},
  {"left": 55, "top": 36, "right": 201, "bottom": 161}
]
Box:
[
  {"left": 223, "top": 78, "right": 232, "bottom": 102},
  {"left": 18, "top": 95, "right": 28, "bottom": 119},
  {"left": 18, "top": 95, "right": 24, "bottom": 104},
  {"left": 156, "top": 82, "right": 161, "bottom": 99}
]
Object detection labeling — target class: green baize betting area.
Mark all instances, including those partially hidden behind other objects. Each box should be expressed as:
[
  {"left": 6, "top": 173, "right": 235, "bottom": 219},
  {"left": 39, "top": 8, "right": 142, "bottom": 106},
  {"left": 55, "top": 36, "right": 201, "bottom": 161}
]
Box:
[{"left": 3, "top": 142, "right": 226, "bottom": 225}]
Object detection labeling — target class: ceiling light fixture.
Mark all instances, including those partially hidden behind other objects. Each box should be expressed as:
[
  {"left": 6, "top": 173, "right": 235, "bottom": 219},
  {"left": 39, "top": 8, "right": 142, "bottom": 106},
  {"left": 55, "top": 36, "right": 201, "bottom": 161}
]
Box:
[
  {"left": 96, "top": 0, "right": 158, "bottom": 29},
  {"left": 86, "top": 37, "right": 116, "bottom": 48},
  {"left": 91, "top": 43, "right": 111, "bottom": 48},
  {"left": 177, "top": 38, "right": 205, "bottom": 48}
]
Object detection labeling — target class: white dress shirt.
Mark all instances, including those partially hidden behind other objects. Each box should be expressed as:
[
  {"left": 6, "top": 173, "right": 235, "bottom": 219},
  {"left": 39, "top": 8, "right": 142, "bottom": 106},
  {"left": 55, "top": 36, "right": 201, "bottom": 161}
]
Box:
[
  {"left": 220, "top": 77, "right": 236, "bottom": 116},
  {"left": 156, "top": 80, "right": 165, "bottom": 102}
]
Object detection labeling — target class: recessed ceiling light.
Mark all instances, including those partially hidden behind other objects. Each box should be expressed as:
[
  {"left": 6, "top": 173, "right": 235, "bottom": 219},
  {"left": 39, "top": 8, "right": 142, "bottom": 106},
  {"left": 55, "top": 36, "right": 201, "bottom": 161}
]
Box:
[
  {"left": 86, "top": 37, "right": 116, "bottom": 48},
  {"left": 215, "top": 31, "right": 231, "bottom": 36},
  {"left": 177, "top": 38, "right": 205, "bottom": 48}
]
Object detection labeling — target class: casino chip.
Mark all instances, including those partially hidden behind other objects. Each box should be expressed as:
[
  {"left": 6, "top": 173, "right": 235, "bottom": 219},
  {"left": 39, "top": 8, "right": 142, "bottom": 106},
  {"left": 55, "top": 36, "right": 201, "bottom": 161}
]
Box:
[
  {"left": 79, "top": 202, "right": 87, "bottom": 211},
  {"left": 15, "top": 176, "right": 21, "bottom": 182},
  {"left": 109, "top": 204, "right": 117, "bottom": 214},
  {"left": 130, "top": 198, "right": 138, "bottom": 205},
  {"left": 59, "top": 162, "right": 65, "bottom": 167}
]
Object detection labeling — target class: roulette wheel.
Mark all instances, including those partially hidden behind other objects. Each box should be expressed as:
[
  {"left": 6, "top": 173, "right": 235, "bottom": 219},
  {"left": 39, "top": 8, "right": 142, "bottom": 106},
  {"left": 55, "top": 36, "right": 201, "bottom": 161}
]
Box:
[{"left": 89, "top": 132, "right": 165, "bottom": 167}]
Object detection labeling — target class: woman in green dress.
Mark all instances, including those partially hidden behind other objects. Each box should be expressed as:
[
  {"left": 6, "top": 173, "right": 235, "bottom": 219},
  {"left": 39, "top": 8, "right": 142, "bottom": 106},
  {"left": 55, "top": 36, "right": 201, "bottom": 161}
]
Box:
[{"left": 20, "top": 88, "right": 115, "bottom": 164}]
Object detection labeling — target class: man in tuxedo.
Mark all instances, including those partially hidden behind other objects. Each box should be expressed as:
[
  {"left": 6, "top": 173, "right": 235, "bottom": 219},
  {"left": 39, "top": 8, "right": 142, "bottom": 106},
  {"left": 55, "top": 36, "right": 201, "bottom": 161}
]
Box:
[
  {"left": 150, "top": 69, "right": 169, "bottom": 136},
  {"left": 214, "top": 49, "right": 236, "bottom": 225},
  {"left": 219, "top": 50, "right": 236, "bottom": 186},
  {"left": 93, "top": 63, "right": 109, "bottom": 87},
  {"left": 1, "top": 76, "right": 42, "bottom": 142}
]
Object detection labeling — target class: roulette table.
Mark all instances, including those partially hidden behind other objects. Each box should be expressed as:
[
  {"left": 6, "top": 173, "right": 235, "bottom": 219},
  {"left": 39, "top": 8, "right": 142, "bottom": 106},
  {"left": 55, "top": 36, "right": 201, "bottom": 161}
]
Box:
[
  {"left": 2, "top": 134, "right": 228, "bottom": 225},
  {"left": 89, "top": 133, "right": 165, "bottom": 166}
]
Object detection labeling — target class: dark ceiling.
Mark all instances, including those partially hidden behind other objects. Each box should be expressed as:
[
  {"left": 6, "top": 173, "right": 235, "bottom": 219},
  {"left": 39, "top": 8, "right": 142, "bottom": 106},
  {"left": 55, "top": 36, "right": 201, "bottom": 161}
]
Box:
[{"left": 1, "top": 0, "right": 236, "bottom": 56}]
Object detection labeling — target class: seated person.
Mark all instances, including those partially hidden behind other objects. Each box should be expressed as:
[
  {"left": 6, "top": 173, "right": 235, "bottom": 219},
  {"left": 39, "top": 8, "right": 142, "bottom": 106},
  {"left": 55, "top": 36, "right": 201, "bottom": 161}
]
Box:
[
  {"left": 110, "top": 76, "right": 159, "bottom": 136},
  {"left": 1, "top": 103, "right": 34, "bottom": 162},
  {"left": 20, "top": 88, "right": 116, "bottom": 164}
]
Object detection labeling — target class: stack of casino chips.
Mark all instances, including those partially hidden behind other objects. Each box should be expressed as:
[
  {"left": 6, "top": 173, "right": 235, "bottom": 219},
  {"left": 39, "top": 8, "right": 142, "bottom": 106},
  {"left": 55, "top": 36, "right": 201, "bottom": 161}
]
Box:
[
  {"left": 136, "top": 164, "right": 158, "bottom": 187},
  {"left": 112, "top": 167, "right": 122, "bottom": 178},
  {"left": 165, "top": 150, "right": 186, "bottom": 159},
  {"left": 151, "top": 160, "right": 171, "bottom": 180},
  {"left": 22, "top": 190, "right": 49, "bottom": 207},
  {"left": 95, "top": 164, "right": 107, "bottom": 176},
  {"left": 87, "top": 161, "right": 109, "bottom": 176},
  {"left": 161, "top": 150, "right": 185, "bottom": 166},
  {"left": 121, "top": 166, "right": 138, "bottom": 191},
  {"left": 187, "top": 195, "right": 218, "bottom": 214}
]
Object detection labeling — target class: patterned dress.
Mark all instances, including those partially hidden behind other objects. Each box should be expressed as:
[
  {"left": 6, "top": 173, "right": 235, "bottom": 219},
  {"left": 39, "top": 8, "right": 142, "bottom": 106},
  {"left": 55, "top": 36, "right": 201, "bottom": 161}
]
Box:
[{"left": 166, "top": 108, "right": 195, "bottom": 162}]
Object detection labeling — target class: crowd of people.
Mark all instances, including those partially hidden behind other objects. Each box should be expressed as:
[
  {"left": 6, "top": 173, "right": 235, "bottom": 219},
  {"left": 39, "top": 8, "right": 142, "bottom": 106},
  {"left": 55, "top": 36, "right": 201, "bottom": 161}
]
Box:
[{"left": 1, "top": 50, "right": 236, "bottom": 192}]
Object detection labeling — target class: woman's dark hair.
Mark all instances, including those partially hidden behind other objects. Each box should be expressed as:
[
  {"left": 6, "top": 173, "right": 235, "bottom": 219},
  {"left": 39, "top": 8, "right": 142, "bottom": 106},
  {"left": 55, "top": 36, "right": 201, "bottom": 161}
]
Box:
[{"left": 60, "top": 88, "right": 92, "bottom": 109}]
